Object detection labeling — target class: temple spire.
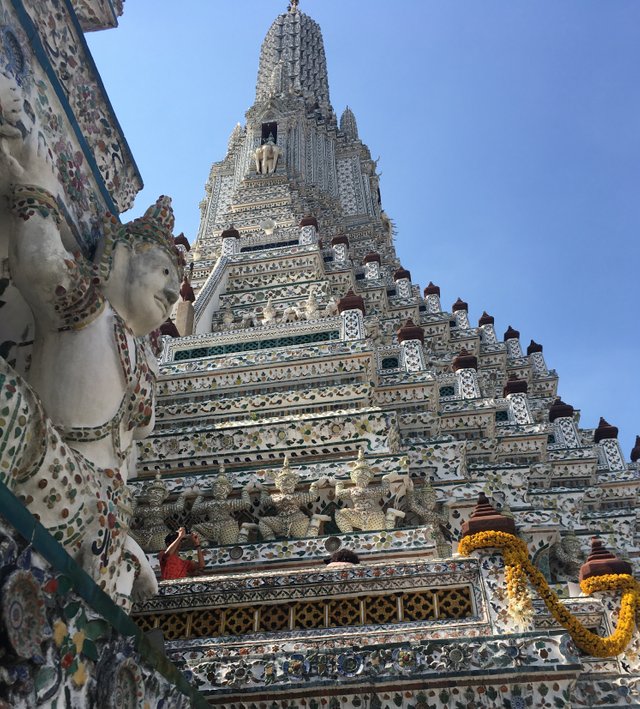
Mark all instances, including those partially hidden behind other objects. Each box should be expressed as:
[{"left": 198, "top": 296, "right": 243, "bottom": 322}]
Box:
[{"left": 255, "top": 3, "right": 332, "bottom": 112}]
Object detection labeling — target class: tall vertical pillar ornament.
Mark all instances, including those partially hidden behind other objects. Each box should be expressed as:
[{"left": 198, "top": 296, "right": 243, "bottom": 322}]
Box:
[
  {"left": 175, "top": 276, "right": 196, "bottom": 336},
  {"left": 452, "top": 348, "right": 480, "bottom": 399},
  {"left": 221, "top": 226, "right": 240, "bottom": 256},
  {"left": 504, "top": 325, "right": 523, "bottom": 358},
  {"left": 174, "top": 233, "right": 191, "bottom": 263},
  {"left": 331, "top": 235, "right": 349, "bottom": 263},
  {"left": 338, "top": 289, "right": 365, "bottom": 341},
  {"left": 631, "top": 437, "right": 640, "bottom": 465},
  {"left": 363, "top": 252, "right": 381, "bottom": 280},
  {"left": 452, "top": 297, "right": 470, "bottom": 329},
  {"left": 478, "top": 311, "right": 497, "bottom": 343},
  {"left": 393, "top": 266, "right": 412, "bottom": 298},
  {"left": 503, "top": 375, "right": 532, "bottom": 424},
  {"left": 527, "top": 340, "right": 548, "bottom": 376},
  {"left": 299, "top": 215, "right": 318, "bottom": 245},
  {"left": 594, "top": 418, "right": 626, "bottom": 471},
  {"left": 579, "top": 538, "right": 640, "bottom": 673},
  {"left": 548, "top": 398, "right": 579, "bottom": 447},
  {"left": 160, "top": 319, "right": 180, "bottom": 338},
  {"left": 423, "top": 282, "right": 442, "bottom": 313},
  {"left": 459, "top": 494, "right": 533, "bottom": 634},
  {"left": 397, "top": 319, "right": 426, "bottom": 372}
]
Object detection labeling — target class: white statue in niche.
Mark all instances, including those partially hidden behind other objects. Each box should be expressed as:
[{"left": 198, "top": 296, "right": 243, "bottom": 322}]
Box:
[
  {"left": 0, "top": 124, "right": 181, "bottom": 609},
  {"left": 240, "top": 308, "right": 261, "bottom": 329},
  {"left": 254, "top": 133, "right": 281, "bottom": 175}
]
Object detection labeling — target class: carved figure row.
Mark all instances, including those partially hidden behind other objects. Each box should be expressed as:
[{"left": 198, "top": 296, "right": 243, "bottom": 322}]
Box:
[
  {"left": 131, "top": 451, "right": 448, "bottom": 550},
  {"left": 217, "top": 290, "right": 338, "bottom": 331}
]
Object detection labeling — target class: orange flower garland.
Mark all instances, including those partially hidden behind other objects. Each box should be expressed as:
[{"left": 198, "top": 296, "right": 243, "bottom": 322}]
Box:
[{"left": 458, "top": 530, "right": 640, "bottom": 657}]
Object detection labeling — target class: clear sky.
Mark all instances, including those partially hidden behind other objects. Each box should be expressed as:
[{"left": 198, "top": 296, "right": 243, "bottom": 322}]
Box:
[{"left": 87, "top": 1, "right": 639, "bottom": 456}]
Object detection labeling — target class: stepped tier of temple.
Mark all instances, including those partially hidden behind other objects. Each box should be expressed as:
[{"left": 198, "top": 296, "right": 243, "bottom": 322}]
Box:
[{"left": 130, "top": 4, "right": 640, "bottom": 707}]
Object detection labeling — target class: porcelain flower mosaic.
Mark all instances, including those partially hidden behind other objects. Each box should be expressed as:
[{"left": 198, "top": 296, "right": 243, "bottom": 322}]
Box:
[{"left": 458, "top": 530, "right": 640, "bottom": 658}]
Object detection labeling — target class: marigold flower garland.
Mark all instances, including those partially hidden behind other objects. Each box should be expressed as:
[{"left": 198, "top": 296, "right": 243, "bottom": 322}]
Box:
[{"left": 458, "top": 530, "right": 640, "bottom": 657}]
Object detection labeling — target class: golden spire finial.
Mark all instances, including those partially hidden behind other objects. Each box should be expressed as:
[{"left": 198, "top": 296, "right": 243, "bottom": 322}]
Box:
[{"left": 288, "top": 0, "right": 299, "bottom": 12}]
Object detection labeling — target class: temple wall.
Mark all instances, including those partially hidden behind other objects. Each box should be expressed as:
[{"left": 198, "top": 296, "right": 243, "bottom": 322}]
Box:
[{"left": 0, "top": 480, "right": 208, "bottom": 708}]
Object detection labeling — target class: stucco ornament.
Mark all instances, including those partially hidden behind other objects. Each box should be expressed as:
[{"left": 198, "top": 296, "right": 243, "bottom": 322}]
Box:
[
  {"left": 262, "top": 298, "right": 277, "bottom": 324},
  {"left": 334, "top": 449, "right": 406, "bottom": 532},
  {"left": 0, "top": 72, "right": 26, "bottom": 180},
  {"left": 280, "top": 303, "right": 301, "bottom": 323},
  {"left": 0, "top": 116, "right": 181, "bottom": 608},
  {"left": 303, "top": 287, "right": 319, "bottom": 320},
  {"left": 254, "top": 134, "right": 281, "bottom": 175},
  {"left": 221, "top": 305, "right": 235, "bottom": 328},
  {"left": 191, "top": 468, "right": 254, "bottom": 545},
  {"left": 324, "top": 295, "right": 338, "bottom": 316},
  {"left": 549, "top": 530, "right": 584, "bottom": 581},
  {"left": 257, "top": 458, "right": 330, "bottom": 540},
  {"left": 1, "top": 568, "right": 48, "bottom": 660}
]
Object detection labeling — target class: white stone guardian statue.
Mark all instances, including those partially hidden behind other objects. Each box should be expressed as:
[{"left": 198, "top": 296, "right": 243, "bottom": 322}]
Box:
[
  {"left": 405, "top": 478, "right": 451, "bottom": 557},
  {"left": 130, "top": 475, "right": 189, "bottom": 552},
  {"left": 257, "top": 458, "right": 330, "bottom": 540},
  {"left": 333, "top": 449, "right": 407, "bottom": 532},
  {"left": 190, "top": 469, "right": 254, "bottom": 545},
  {"left": 0, "top": 123, "right": 181, "bottom": 608}
]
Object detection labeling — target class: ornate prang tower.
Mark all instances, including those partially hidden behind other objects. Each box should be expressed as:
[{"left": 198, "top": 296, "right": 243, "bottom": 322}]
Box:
[{"left": 131, "top": 4, "right": 640, "bottom": 707}]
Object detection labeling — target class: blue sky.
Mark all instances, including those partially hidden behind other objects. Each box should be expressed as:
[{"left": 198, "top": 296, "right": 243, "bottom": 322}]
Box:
[{"left": 87, "top": 1, "right": 639, "bottom": 455}]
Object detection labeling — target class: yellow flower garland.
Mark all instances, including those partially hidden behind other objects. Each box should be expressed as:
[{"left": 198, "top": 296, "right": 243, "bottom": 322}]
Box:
[{"left": 458, "top": 530, "right": 640, "bottom": 657}]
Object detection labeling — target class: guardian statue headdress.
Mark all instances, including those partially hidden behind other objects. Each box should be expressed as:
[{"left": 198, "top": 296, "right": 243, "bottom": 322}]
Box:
[{"left": 98, "top": 195, "right": 184, "bottom": 279}]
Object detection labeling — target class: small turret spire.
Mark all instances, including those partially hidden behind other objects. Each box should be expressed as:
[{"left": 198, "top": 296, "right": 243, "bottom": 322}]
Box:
[{"left": 340, "top": 106, "right": 359, "bottom": 140}]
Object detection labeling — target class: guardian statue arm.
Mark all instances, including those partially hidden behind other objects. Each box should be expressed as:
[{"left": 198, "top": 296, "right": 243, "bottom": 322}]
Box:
[
  {"left": 164, "top": 491, "right": 188, "bottom": 516},
  {"left": 228, "top": 488, "right": 252, "bottom": 511},
  {"left": 294, "top": 480, "right": 319, "bottom": 506},
  {"left": 9, "top": 187, "right": 90, "bottom": 326},
  {"left": 334, "top": 479, "right": 351, "bottom": 501},
  {"left": 191, "top": 494, "right": 206, "bottom": 511},
  {"left": 3, "top": 119, "right": 87, "bottom": 324},
  {"left": 376, "top": 475, "right": 392, "bottom": 497}
]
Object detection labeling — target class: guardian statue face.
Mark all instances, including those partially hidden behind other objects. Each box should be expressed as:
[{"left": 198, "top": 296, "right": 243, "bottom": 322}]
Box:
[
  {"left": 147, "top": 481, "right": 169, "bottom": 505},
  {"left": 277, "top": 475, "right": 297, "bottom": 495},
  {"left": 119, "top": 244, "right": 180, "bottom": 335},
  {"left": 99, "top": 195, "right": 182, "bottom": 336},
  {"left": 352, "top": 468, "right": 373, "bottom": 488},
  {"left": 212, "top": 477, "right": 233, "bottom": 500}
]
